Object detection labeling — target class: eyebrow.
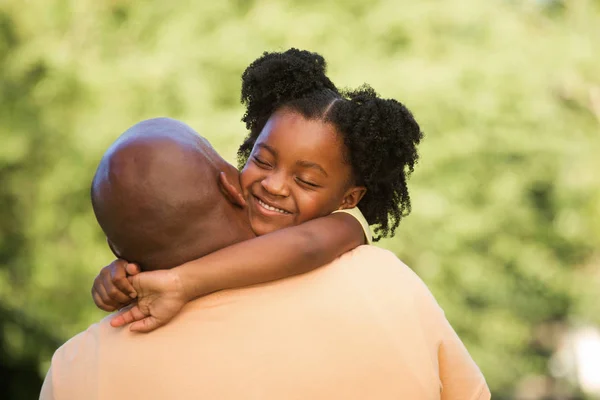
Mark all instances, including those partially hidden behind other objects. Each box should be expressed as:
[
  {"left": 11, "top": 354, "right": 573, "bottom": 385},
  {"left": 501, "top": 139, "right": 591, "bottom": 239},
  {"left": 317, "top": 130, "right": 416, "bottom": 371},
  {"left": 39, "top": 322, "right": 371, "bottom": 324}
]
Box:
[
  {"left": 296, "top": 160, "right": 328, "bottom": 177},
  {"left": 256, "top": 143, "right": 277, "bottom": 156}
]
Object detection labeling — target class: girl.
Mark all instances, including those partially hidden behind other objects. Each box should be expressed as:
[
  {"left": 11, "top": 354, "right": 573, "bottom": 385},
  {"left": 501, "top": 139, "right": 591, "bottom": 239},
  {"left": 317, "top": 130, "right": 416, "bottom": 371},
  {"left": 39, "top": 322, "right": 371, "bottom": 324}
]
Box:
[{"left": 92, "top": 48, "right": 423, "bottom": 331}]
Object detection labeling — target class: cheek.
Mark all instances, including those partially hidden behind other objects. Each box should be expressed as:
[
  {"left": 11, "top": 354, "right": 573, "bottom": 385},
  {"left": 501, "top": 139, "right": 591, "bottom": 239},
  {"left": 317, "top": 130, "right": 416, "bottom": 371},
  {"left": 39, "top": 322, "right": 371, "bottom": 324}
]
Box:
[
  {"left": 293, "top": 191, "right": 341, "bottom": 223},
  {"left": 240, "top": 164, "right": 259, "bottom": 193}
]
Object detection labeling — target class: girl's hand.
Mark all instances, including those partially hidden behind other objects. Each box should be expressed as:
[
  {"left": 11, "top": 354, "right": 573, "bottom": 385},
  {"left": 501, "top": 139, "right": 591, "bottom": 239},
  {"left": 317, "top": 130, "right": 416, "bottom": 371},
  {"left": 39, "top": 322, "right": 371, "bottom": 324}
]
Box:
[
  {"left": 91, "top": 259, "right": 140, "bottom": 312},
  {"left": 110, "top": 268, "right": 188, "bottom": 333}
]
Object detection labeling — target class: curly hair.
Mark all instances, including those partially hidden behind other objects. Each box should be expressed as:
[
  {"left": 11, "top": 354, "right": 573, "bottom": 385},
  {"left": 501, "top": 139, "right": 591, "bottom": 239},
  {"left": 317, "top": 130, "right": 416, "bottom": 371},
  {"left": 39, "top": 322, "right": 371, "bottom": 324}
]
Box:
[{"left": 238, "top": 48, "right": 424, "bottom": 241}]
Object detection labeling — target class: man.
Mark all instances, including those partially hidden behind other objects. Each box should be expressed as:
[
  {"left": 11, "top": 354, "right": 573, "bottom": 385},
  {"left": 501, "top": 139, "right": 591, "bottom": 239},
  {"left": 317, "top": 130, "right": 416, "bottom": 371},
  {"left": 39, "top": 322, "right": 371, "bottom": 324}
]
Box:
[{"left": 40, "top": 118, "right": 490, "bottom": 399}]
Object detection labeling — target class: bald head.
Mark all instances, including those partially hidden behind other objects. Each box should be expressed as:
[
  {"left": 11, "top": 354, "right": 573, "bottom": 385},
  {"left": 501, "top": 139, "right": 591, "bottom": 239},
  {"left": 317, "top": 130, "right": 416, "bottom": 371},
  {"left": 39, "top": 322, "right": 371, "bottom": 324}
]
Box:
[{"left": 91, "top": 118, "right": 253, "bottom": 271}]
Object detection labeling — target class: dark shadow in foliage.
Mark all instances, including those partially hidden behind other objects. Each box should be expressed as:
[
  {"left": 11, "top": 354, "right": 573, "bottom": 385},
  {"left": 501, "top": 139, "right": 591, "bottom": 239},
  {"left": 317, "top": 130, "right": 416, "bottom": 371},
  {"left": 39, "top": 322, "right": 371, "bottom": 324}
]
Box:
[
  {"left": 0, "top": 10, "right": 70, "bottom": 400},
  {"left": 0, "top": 304, "right": 63, "bottom": 400}
]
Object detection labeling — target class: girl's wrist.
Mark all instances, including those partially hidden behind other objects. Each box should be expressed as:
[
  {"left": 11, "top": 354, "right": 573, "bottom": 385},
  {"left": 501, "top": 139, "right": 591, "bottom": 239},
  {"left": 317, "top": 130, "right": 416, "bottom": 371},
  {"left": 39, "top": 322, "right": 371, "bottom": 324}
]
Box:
[{"left": 176, "top": 261, "right": 212, "bottom": 302}]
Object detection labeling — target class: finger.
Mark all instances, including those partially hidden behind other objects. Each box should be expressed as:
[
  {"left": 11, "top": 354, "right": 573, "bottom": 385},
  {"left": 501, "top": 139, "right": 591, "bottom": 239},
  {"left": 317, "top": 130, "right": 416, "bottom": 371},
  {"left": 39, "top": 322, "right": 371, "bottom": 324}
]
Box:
[
  {"left": 91, "top": 277, "right": 106, "bottom": 309},
  {"left": 102, "top": 269, "right": 133, "bottom": 305},
  {"left": 111, "top": 262, "right": 138, "bottom": 299},
  {"left": 130, "top": 274, "right": 142, "bottom": 294},
  {"left": 130, "top": 317, "right": 163, "bottom": 333},
  {"left": 92, "top": 287, "right": 116, "bottom": 312},
  {"left": 96, "top": 284, "right": 131, "bottom": 311},
  {"left": 95, "top": 281, "right": 118, "bottom": 309},
  {"left": 110, "top": 305, "right": 147, "bottom": 328},
  {"left": 126, "top": 263, "right": 141, "bottom": 276}
]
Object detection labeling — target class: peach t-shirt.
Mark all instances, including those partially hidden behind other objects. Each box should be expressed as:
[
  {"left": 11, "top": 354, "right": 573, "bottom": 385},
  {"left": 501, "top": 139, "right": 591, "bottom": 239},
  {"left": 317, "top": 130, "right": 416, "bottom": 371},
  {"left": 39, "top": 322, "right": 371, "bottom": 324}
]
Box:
[{"left": 41, "top": 246, "right": 490, "bottom": 400}]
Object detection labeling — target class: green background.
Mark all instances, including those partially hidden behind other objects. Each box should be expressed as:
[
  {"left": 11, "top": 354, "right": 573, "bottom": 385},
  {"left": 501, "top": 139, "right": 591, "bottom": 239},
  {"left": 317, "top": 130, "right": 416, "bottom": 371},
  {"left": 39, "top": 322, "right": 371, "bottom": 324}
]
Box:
[{"left": 1, "top": 0, "right": 599, "bottom": 398}]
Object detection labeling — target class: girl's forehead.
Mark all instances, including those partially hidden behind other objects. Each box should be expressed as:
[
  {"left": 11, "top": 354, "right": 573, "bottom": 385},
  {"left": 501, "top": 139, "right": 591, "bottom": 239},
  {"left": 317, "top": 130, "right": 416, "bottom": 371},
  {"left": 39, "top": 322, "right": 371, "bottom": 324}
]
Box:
[
  {"left": 254, "top": 111, "right": 351, "bottom": 178},
  {"left": 257, "top": 111, "right": 343, "bottom": 152}
]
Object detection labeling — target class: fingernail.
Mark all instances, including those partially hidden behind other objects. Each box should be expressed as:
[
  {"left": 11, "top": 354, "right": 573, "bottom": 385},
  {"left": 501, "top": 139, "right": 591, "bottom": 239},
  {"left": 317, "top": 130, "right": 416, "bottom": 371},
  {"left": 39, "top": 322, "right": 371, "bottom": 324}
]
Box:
[{"left": 130, "top": 293, "right": 137, "bottom": 298}]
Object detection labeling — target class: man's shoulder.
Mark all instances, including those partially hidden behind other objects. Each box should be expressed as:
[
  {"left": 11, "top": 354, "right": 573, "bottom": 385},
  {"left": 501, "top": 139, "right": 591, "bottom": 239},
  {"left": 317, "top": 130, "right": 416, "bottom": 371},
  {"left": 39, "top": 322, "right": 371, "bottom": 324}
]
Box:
[
  {"left": 339, "top": 245, "right": 413, "bottom": 274},
  {"left": 342, "top": 245, "right": 399, "bottom": 261},
  {"left": 336, "top": 245, "right": 432, "bottom": 296},
  {"left": 51, "top": 313, "right": 117, "bottom": 367},
  {"left": 42, "top": 313, "right": 123, "bottom": 399}
]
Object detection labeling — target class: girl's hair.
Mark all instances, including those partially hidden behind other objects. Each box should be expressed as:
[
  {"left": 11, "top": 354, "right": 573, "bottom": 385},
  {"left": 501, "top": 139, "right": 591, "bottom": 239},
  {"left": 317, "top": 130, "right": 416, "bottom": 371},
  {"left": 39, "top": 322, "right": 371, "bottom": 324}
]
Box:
[{"left": 238, "top": 48, "right": 424, "bottom": 241}]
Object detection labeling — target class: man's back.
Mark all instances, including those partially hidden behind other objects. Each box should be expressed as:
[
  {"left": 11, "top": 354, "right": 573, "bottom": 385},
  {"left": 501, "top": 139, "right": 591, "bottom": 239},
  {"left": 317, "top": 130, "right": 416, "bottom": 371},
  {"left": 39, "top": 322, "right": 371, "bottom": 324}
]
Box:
[{"left": 42, "top": 246, "right": 489, "bottom": 400}]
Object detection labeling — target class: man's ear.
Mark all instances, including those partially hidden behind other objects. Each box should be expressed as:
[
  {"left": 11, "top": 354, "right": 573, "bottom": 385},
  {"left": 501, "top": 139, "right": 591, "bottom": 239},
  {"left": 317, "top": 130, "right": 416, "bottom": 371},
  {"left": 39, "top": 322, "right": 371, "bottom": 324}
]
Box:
[
  {"left": 218, "top": 171, "right": 247, "bottom": 208},
  {"left": 107, "top": 238, "right": 122, "bottom": 258},
  {"left": 339, "top": 186, "right": 367, "bottom": 210}
]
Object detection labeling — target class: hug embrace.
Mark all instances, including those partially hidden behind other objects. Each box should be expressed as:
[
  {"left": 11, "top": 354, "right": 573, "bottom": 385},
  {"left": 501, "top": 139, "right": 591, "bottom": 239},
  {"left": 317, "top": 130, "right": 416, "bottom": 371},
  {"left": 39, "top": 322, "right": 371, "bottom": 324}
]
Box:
[{"left": 41, "top": 48, "right": 490, "bottom": 400}]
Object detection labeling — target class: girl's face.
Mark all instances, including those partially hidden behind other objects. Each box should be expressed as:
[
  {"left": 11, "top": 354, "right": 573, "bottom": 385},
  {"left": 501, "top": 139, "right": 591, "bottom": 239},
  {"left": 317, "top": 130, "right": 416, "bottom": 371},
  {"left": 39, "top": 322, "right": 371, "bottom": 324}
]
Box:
[{"left": 240, "top": 109, "right": 365, "bottom": 236}]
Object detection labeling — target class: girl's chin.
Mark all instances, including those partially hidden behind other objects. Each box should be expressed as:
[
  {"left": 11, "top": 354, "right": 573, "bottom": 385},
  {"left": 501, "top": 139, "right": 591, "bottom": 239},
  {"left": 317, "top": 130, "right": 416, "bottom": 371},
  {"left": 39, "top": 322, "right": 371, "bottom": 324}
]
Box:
[{"left": 250, "top": 219, "right": 290, "bottom": 236}]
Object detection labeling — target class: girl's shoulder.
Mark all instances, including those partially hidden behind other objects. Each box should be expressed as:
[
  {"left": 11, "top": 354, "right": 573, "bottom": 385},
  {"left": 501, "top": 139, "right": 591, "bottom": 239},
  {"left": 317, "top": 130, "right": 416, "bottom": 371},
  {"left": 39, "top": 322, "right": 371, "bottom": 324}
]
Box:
[{"left": 332, "top": 207, "right": 372, "bottom": 244}]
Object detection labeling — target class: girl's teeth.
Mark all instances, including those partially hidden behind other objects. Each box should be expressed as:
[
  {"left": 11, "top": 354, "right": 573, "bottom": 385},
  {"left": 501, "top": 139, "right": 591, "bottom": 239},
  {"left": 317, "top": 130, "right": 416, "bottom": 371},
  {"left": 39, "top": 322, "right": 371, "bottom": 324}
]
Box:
[{"left": 258, "top": 199, "right": 288, "bottom": 214}]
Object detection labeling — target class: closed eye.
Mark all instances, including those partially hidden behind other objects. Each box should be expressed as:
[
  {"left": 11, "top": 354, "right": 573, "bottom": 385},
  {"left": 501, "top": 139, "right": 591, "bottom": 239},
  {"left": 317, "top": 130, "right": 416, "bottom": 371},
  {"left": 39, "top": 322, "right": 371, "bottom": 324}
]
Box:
[
  {"left": 253, "top": 156, "right": 271, "bottom": 168},
  {"left": 296, "top": 177, "right": 320, "bottom": 188}
]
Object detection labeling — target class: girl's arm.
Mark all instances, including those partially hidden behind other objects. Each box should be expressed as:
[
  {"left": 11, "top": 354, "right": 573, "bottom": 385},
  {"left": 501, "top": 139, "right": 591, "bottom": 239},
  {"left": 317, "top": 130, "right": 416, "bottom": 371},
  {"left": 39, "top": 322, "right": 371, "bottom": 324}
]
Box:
[
  {"left": 110, "top": 211, "right": 369, "bottom": 332},
  {"left": 178, "top": 211, "right": 367, "bottom": 301}
]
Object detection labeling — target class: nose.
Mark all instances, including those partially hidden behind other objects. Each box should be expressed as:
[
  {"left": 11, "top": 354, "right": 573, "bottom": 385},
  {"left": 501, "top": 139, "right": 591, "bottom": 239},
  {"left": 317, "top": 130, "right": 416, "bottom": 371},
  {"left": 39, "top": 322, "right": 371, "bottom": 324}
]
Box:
[{"left": 260, "top": 171, "right": 289, "bottom": 197}]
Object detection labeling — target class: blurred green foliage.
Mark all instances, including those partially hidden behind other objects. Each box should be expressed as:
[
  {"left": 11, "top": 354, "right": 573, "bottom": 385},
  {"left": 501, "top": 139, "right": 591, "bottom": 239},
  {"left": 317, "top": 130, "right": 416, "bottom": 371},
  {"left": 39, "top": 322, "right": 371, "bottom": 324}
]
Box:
[{"left": 1, "top": 0, "right": 599, "bottom": 398}]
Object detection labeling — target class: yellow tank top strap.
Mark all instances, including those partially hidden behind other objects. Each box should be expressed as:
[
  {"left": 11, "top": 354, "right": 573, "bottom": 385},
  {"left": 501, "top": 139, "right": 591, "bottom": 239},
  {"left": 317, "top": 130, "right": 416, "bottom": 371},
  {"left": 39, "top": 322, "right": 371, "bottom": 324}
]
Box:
[{"left": 332, "top": 207, "right": 372, "bottom": 245}]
